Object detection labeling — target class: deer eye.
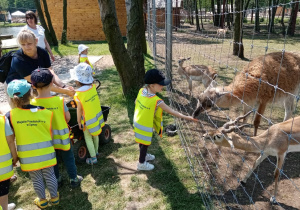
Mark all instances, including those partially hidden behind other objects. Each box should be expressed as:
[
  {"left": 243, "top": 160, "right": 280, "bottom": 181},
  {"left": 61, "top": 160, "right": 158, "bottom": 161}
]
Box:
[{"left": 214, "top": 134, "right": 221, "bottom": 140}]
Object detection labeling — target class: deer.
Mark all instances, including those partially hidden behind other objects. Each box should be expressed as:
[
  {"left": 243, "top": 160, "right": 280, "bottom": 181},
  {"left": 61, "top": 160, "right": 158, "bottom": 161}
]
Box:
[
  {"left": 216, "top": 27, "right": 228, "bottom": 38},
  {"left": 202, "top": 111, "right": 300, "bottom": 204},
  {"left": 177, "top": 57, "right": 218, "bottom": 98},
  {"left": 193, "top": 52, "right": 300, "bottom": 136}
]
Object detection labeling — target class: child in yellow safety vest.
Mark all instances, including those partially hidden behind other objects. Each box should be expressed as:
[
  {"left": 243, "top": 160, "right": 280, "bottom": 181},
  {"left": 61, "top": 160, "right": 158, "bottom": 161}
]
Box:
[
  {"left": 30, "top": 68, "right": 83, "bottom": 188},
  {"left": 78, "top": 44, "right": 94, "bottom": 70},
  {"left": 6, "top": 79, "right": 59, "bottom": 209},
  {"left": 0, "top": 113, "right": 18, "bottom": 210},
  {"left": 70, "top": 63, "right": 105, "bottom": 165},
  {"left": 133, "top": 69, "right": 199, "bottom": 171}
]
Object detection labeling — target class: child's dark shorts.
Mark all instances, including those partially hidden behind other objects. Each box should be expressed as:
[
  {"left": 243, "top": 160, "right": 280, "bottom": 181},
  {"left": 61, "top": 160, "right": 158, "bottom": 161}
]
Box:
[{"left": 0, "top": 179, "right": 10, "bottom": 196}]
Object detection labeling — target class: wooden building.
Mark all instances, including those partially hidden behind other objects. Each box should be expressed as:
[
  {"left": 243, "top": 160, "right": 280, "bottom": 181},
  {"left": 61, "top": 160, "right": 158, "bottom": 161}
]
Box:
[
  {"left": 43, "top": 0, "right": 127, "bottom": 41},
  {"left": 148, "top": 0, "right": 183, "bottom": 29}
]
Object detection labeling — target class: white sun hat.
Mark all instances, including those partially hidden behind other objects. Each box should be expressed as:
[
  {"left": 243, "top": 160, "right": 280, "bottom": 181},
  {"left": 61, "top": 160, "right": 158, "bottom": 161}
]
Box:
[
  {"left": 78, "top": 44, "right": 89, "bottom": 54},
  {"left": 70, "top": 63, "right": 94, "bottom": 84}
]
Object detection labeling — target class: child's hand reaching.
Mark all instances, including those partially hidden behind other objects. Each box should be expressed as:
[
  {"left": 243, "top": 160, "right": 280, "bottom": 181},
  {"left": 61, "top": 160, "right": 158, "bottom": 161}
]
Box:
[
  {"left": 186, "top": 116, "right": 199, "bottom": 122},
  {"left": 78, "top": 123, "right": 83, "bottom": 130},
  {"left": 13, "top": 157, "right": 19, "bottom": 166}
]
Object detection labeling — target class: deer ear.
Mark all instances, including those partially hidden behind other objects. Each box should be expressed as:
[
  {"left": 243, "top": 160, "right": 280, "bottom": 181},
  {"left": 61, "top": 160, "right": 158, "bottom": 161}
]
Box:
[{"left": 187, "top": 57, "right": 191, "bottom": 60}]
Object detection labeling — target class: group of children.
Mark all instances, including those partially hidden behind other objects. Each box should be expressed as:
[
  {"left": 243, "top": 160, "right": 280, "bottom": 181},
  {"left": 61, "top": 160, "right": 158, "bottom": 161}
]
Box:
[{"left": 0, "top": 43, "right": 198, "bottom": 209}]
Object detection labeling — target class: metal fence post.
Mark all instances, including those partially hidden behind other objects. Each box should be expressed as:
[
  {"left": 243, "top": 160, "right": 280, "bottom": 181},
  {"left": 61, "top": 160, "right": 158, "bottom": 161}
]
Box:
[
  {"left": 152, "top": 0, "right": 156, "bottom": 64},
  {"left": 147, "top": 0, "right": 151, "bottom": 42},
  {"left": 166, "top": 0, "right": 173, "bottom": 88}
]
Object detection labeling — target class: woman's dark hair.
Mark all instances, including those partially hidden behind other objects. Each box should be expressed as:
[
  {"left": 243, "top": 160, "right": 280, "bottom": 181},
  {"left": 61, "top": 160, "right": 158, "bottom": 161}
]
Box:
[{"left": 25, "top": 11, "right": 37, "bottom": 25}]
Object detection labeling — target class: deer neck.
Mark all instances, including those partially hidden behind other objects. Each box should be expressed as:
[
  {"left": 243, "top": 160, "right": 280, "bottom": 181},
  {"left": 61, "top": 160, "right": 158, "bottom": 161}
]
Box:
[
  {"left": 229, "top": 133, "right": 261, "bottom": 153},
  {"left": 214, "top": 87, "right": 241, "bottom": 108}
]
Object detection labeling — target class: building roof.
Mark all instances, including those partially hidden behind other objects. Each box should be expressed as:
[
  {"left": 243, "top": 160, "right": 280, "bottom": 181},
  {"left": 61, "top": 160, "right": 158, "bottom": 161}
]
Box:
[{"left": 149, "top": 0, "right": 182, "bottom": 9}]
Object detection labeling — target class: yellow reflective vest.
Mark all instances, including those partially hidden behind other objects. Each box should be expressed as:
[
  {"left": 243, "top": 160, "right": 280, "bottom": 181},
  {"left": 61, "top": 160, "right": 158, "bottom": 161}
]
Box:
[
  {"left": 0, "top": 115, "right": 14, "bottom": 182},
  {"left": 80, "top": 57, "right": 94, "bottom": 69},
  {"left": 74, "top": 85, "right": 105, "bottom": 136},
  {"left": 133, "top": 88, "right": 163, "bottom": 145},
  {"left": 31, "top": 96, "right": 70, "bottom": 151},
  {"left": 10, "top": 108, "right": 56, "bottom": 171}
]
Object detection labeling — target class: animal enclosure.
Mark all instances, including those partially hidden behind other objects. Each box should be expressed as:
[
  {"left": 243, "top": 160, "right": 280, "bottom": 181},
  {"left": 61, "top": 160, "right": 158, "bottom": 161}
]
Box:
[{"left": 147, "top": 0, "right": 300, "bottom": 209}]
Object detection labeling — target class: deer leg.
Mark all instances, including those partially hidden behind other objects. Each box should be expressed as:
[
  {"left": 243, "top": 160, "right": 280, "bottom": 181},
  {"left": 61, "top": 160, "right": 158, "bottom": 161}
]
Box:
[
  {"left": 253, "top": 103, "right": 267, "bottom": 136},
  {"left": 270, "top": 153, "right": 285, "bottom": 204},
  {"left": 241, "top": 153, "right": 268, "bottom": 185},
  {"left": 284, "top": 96, "right": 294, "bottom": 121},
  {"left": 188, "top": 79, "right": 193, "bottom": 99}
]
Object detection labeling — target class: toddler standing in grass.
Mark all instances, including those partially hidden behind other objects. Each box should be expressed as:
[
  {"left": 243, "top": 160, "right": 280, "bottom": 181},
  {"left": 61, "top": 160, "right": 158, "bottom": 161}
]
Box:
[
  {"left": 30, "top": 68, "right": 83, "bottom": 188},
  {"left": 0, "top": 114, "right": 18, "bottom": 210},
  {"left": 6, "top": 79, "right": 58, "bottom": 209},
  {"left": 70, "top": 63, "right": 105, "bottom": 165},
  {"left": 134, "top": 69, "right": 198, "bottom": 171},
  {"left": 78, "top": 44, "right": 93, "bottom": 69}
]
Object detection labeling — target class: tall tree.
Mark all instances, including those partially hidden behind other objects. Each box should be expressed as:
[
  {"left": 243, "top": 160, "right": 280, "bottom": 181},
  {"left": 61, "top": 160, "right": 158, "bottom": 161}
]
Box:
[
  {"left": 195, "top": 0, "right": 200, "bottom": 31},
  {"left": 34, "top": 0, "right": 53, "bottom": 45},
  {"left": 233, "top": 0, "right": 244, "bottom": 59},
  {"left": 255, "top": 0, "right": 260, "bottom": 32},
  {"left": 61, "top": 0, "right": 67, "bottom": 44},
  {"left": 98, "top": 0, "right": 145, "bottom": 99},
  {"left": 0, "top": 0, "right": 8, "bottom": 10},
  {"left": 215, "top": 0, "right": 221, "bottom": 26},
  {"left": 41, "top": 0, "right": 58, "bottom": 46},
  {"left": 287, "top": 1, "right": 299, "bottom": 36}
]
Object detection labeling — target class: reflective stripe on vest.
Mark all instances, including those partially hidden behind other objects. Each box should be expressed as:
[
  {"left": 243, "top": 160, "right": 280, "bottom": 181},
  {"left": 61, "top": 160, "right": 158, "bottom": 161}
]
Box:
[
  {"left": 75, "top": 85, "right": 105, "bottom": 136},
  {"left": 31, "top": 97, "right": 70, "bottom": 151},
  {"left": 0, "top": 115, "right": 14, "bottom": 181},
  {"left": 11, "top": 108, "right": 56, "bottom": 171},
  {"left": 133, "top": 88, "right": 163, "bottom": 145}
]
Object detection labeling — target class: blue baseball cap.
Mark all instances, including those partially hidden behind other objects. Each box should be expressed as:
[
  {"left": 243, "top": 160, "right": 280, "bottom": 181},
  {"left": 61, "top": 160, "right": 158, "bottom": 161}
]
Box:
[{"left": 7, "top": 79, "right": 31, "bottom": 98}]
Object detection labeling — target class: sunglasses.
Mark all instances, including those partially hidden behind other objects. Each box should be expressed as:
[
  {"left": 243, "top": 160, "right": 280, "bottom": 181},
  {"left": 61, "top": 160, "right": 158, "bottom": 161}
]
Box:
[{"left": 26, "top": 16, "right": 34, "bottom": 20}]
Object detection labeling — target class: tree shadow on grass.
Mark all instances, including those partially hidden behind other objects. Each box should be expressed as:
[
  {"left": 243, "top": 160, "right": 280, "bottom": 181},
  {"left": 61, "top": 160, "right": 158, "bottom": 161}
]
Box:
[{"left": 143, "top": 139, "right": 206, "bottom": 209}]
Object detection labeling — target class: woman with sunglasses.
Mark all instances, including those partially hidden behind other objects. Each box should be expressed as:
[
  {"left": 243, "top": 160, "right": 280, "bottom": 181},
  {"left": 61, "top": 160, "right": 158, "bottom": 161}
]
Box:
[{"left": 22, "top": 11, "right": 55, "bottom": 61}]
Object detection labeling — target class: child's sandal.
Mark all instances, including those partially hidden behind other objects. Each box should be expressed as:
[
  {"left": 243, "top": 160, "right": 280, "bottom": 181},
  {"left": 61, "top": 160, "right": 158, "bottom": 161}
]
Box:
[
  {"left": 34, "top": 198, "right": 48, "bottom": 209},
  {"left": 49, "top": 192, "right": 60, "bottom": 206},
  {"left": 86, "top": 157, "right": 97, "bottom": 165}
]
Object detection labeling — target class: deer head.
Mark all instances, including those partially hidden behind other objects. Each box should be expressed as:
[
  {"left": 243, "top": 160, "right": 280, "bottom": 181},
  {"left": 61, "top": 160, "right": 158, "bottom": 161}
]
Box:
[
  {"left": 178, "top": 57, "right": 191, "bottom": 66},
  {"left": 202, "top": 111, "right": 252, "bottom": 147}
]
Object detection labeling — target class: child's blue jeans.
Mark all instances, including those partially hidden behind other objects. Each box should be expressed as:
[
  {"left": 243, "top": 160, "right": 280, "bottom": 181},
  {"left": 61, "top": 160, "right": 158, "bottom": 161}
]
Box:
[{"left": 54, "top": 144, "right": 77, "bottom": 180}]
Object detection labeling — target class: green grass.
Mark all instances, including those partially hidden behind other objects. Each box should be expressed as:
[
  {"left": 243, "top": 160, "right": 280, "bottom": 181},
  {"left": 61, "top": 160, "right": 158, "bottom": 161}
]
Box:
[
  {"left": 8, "top": 46, "right": 205, "bottom": 209},
  {"left": 0, "top": 22, "right": 26, "bottom": 27}
]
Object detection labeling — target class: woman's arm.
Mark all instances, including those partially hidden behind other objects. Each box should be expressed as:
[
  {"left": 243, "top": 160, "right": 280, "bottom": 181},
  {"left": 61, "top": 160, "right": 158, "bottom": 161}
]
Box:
[
  {"left": 44, "top": 38, "right": 55, "bottom": 61},
  {"left": 158, "top": 102, "right": 198, "bottom": 122}
]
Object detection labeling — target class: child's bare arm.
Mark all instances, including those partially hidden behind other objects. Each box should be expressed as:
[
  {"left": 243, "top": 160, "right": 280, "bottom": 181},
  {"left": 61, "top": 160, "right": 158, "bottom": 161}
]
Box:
[
  {"left": 76, "top": 102, "right": 83, "bottom": 130},
  {"left": 6, "top": 134, "right": 18, "bottom": 166},
  {"left": 158, "top": 102, "right": 198, "bottom": 122},
  {"left": 65, "top": 111, "right": 71, "bottom": 123}
]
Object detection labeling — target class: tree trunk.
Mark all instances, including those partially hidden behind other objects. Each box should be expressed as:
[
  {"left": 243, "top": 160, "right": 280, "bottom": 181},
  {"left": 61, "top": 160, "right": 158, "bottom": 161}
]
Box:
[
  {"left": 138, "top": 0, "right": 147, "bottom": 54},
  {"left": 243, "top": 0, "right": 251, "bottom": 18},
  {"left": 199, "top": 0, "right": 204, "bottom": 29},
  {"left": 211, "top": 0, "right": 215, "bottom": 25},
  {"left": 41, "top": 0, "right": 58, "bottom": 46},
  {"left": 34, "top": 0, "right": 53, "bottom": 45},
  {"left": 281, "top": 4, "right": 285, "bottom": 34},
  {"left": 215, "top": 0, "right": 221, "bottom": 26},
  {"left": 226, "top": 0, "right": 230, "bottom": 29},
  {"left": 255, "top": 0, "right": 260, "bottom": 32},
  {"left": 268, "top": 0, "right": 279, "bottom": 33},
  {"left": 98, "top": 0, "right": 144, "bottom": 98},
  {"left": 61, "top": 0, "right": 67, "bottom": 45},
  {"left": 221, "top": 0, "right": 225, "bottom": 27},
  {"left": 287, "top": 1, "right": 299, "bottom": 36},
  {"left": 230, "top": 0, "right": 234, "bottom": 25},
  {"left": 195, "top": 0, "right": 200, "bottom": 31},
  {"left": 233, "top": 0, "right": 244, "bottom": 59}
]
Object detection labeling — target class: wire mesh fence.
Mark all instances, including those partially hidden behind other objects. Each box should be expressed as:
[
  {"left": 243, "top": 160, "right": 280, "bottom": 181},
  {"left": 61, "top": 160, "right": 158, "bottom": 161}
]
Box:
[{"left": 147, "top": 0, "right": 300, "bottom": 209}]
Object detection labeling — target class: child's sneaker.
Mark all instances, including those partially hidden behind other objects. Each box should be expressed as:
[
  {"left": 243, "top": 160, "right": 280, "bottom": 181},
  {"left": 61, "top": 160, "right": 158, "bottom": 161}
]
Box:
[
  {"left": 137, "top": 162, "right": 154, "bottom": 171},
  {"left": 49, "top": 192, "right": 59, "bottom": 206},
  {"left": 86, "top": 157, "right": 97, "bottom": 165},
  {"left": 145, "top": 153, "right": 155, "bottom": 161},
  {"left": 34, "top": 198, "right": 48, "bottom": 209},
  {"left": 70, "top": 175, "right": 83, "bottom": 188}
]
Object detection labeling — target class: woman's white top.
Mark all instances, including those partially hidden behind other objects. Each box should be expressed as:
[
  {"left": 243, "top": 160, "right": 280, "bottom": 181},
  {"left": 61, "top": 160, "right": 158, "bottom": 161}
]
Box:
[{"left": 23, "top": 24, "right": 46, "bottom": 49}]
